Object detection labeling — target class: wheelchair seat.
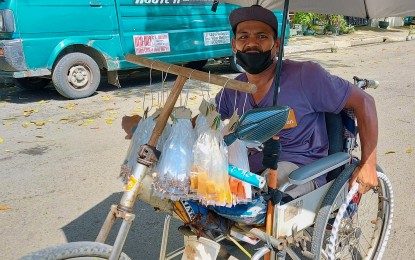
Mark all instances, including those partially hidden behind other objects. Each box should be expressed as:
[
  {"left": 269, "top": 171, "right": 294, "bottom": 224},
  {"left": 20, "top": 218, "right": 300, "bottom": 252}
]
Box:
[{"left": 325, "top": 112, "right": 346, "bottom": 181}]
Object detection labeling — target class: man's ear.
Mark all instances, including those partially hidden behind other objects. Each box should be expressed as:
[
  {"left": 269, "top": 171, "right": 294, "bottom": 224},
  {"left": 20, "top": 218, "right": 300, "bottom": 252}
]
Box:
[
  {"left": 231, "top": 38, "right": 237, "bottom": 53},
  {"left": 274, "top": 38, "right": 281, "bottom": 51},
  {"left": 272, "top": 38, "right": 280, "bottom": 59}
]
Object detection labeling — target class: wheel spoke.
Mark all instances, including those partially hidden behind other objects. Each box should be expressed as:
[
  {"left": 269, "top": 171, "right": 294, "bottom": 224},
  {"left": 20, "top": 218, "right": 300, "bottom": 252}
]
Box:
[{"left": 311, "top": 168, "right": 393, "bottom": 260}]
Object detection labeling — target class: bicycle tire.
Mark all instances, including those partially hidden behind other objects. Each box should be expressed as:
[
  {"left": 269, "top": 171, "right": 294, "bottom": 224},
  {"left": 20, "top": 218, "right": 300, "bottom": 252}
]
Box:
[
  {"left": 21, "top": 241, "right": 131, "bottom": 260},
  {"left": 311, "top": 163, "right": 393, "bottom": 259}
]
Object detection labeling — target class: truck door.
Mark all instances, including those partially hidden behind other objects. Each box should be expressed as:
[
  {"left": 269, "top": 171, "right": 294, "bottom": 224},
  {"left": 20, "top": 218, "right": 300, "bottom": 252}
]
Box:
[{"left": 116, "top": 0, "right": 238, "bottom": 68}]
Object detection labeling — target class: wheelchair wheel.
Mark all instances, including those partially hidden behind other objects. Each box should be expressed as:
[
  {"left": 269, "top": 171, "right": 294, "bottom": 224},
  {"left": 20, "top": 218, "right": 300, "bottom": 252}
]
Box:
[
  {"left": 311, "top": 163, "right": 393, "bottom": 259},
  {"left": 21, "top": 241, "right": 131, "bottom": 260}
]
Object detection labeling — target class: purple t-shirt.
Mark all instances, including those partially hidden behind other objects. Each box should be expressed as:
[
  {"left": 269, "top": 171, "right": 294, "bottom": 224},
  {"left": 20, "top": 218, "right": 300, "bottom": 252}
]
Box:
[{"left": 216, "top": 60, "right": 352, "bottom": 184}]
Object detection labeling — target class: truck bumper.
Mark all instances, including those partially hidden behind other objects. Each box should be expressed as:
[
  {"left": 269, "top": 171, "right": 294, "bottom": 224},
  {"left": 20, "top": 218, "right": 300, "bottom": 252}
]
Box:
[
  {"left": 0, "top": 39, "right": 51, "bottom": 78},
  {"left": 0, "top": 39, "right": 27, "bottom": 71}
]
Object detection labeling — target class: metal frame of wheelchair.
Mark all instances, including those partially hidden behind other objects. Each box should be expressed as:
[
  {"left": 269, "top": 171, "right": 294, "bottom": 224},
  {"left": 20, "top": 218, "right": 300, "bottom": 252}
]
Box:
[
  {"left": 158, "top": 113, "right": 393, "bottom": 260},
  {"left": 90, "top": 56, "right": 392, "bottom": 260}
]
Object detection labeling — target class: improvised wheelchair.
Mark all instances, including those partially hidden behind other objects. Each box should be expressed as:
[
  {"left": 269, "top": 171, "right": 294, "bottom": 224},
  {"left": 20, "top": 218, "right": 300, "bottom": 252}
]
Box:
[{"left": 23, "top": 56, "right": 393, "bottom": 260}]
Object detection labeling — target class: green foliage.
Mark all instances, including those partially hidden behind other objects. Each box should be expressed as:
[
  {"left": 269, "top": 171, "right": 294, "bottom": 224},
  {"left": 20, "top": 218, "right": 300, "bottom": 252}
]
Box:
[
  {"left": 327, "top": 14, "right": 345, "bottom": 26},
  {"left": 341, "top": 24, "right": 355, "bottom": 34},
  {"left": 292, "top": 12, "right": 314, "bottom": 28},
  {"left": 292, "top": 13, "right": 354, "bottom": 35},
  {"left": 409, "top": 25, "right": 415, "bottom": 35},
  {"left": 314, "top": 14, "right": 329, "bottom": 26}
]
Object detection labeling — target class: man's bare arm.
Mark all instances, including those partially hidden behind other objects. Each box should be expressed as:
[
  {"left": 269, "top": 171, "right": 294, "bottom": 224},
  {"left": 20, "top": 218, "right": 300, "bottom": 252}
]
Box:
[{"left": 344, "top": 85, "right": 378, "bottom": 194}]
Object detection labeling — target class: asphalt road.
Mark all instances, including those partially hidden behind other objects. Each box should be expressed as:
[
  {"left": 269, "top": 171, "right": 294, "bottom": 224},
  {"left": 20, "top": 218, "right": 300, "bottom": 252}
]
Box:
[{"left": 1, "top": 40, "right": 414, "bottom": 259}]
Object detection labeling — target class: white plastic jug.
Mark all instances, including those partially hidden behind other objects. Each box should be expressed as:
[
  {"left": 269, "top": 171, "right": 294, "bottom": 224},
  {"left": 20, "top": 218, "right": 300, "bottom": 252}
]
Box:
[{"left": 182, "top": 236, "right": 221, "bottom": 260}]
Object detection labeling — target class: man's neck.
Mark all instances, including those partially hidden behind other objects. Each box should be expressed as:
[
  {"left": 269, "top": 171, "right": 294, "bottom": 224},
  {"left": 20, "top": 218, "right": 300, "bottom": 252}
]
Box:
[{"left": 247, "top": 63, "right": 277, "bottom": 104}]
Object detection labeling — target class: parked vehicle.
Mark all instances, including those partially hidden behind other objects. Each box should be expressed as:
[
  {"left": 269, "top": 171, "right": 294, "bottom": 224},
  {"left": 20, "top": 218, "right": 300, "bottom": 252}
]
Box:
[{"left": 0, "top": 0, "right": 288, "bottom": 99}]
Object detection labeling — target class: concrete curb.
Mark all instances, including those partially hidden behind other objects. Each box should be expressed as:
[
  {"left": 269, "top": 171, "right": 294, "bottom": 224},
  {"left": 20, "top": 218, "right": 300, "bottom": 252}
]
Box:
[
  {"left": 285, "top": 33, "right": 410, "bottom": 54},
  {"left": 350, "top": 36, "right": 384, "bottom": 46}
]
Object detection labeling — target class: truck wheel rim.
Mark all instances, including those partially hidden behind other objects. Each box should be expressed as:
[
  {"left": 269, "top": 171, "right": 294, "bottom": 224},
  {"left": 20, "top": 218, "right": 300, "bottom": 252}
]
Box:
[{"left": 68, "top": 65, "right": 91, "bottom": 89}]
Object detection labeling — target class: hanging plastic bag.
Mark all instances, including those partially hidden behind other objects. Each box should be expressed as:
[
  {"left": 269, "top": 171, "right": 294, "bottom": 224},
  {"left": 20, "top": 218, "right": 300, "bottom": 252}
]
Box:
[
  {"left": 120, "top": 112, "right": 171, "bottom": 183},
  {"left": 227, "top": 139, "right": 252, "bottom": 204},
  {"left": 191, "top": 128, "right": 232, "bottom": 207},
  {"left": 195, "top": 114, "right": 210, "bottom": 137},
  {"left": 120, "top": 117, "right": 156, "bottom": 181},
  {"left": 195, "top": 99, "right": 214, "bottom": 137},
  {"left": 154, "top": 115, "right": 195, "bottom": 200}
]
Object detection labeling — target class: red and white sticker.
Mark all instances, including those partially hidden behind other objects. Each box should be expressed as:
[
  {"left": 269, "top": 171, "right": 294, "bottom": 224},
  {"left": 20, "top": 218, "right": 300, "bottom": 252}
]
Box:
[{"left": 133, "top": 33, "right": 171, "bottom": 55}]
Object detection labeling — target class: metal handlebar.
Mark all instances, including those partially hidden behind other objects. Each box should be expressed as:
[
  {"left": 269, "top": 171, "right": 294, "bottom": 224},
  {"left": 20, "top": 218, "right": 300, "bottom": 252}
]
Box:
[
  {"left": 353, "top": 76, "right": 380, "bottom": 90},
  {"left": 367, "top": 79, "right": 380, "bottom": 89}
]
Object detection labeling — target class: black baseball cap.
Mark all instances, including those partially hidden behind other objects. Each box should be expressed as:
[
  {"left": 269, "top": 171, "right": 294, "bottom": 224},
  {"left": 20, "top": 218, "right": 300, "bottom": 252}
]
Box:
[{"left": 229, "top": 5, "right": 279, "bottom": 37}]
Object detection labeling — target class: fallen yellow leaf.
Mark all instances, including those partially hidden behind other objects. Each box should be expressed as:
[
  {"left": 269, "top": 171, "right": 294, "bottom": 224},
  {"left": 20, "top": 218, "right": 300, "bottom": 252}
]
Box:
[
  {"left": 385, "top": 151, "right": 396, "bottom": 155},
  {"left": 60, "top": 118, "right": 70, "bottom": 121},
  {"left": 3, "top": 122, "right": 13, "bottom": 126},
  {"left": 109, "top": 111, "right": 117, "bottom": 115},
  {"left": 34, "top": 121, "right": 46, "bottom": 126},
  {"left": 22, "top": 122, "right": 34, "bottom": 128},
  {"left": 38, "top": 100, "right": 45, "bottom": 104},
  {"left": 66, "top": 104, "right": 76, "bottom": 110},
  {"left": 134, "top": 100, "right": 142, "bottom": 103},
  {"left": 103, "top": 97, "right": 111, "bottom": 101},
  {"left": 87, "top": 119, "right": 95, "bottom": 123},
  {"left": 104, "top": 117, "right": 115, "bottom": 124},
  {"left": 0, "top": 138, "right": 4, "bottom": 143},
  {"left": 0, "top": 206, "right": 11, "bottom": 210},
  {"left": 406, "top": 149, "right": 413, "bottom": 153},
  {"left": 34, "top": 109, "right": 39, "bottom": 113}
]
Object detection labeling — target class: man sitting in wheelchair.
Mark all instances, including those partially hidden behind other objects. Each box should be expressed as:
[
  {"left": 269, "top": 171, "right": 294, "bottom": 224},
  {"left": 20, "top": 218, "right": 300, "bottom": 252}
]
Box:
[{"left": 121, "top": 4, "right": 381, "bottom": 257}]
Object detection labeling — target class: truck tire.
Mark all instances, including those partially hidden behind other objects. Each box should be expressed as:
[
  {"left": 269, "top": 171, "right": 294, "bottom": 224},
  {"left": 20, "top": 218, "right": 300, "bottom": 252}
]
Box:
[
  {"left": 229, "top": 54, "right": 244, "bottom": 73},
  {"left": 14, "top": 77, "right": 51, "bottom": 90},
  {"left": 52, "top": 52, "right": 100, "bottom": 99}
]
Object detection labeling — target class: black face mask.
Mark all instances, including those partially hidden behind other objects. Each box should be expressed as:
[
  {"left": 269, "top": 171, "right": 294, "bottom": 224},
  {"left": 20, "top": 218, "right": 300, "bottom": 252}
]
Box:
[{"left": 235, "top": 49, "right": 274, "bottom": 74}]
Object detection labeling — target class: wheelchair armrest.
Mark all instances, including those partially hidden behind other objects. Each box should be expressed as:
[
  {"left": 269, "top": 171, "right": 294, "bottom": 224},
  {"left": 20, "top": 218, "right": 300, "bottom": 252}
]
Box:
[{"left": 288, "top": 152, "right": 350, "bottom": 186}]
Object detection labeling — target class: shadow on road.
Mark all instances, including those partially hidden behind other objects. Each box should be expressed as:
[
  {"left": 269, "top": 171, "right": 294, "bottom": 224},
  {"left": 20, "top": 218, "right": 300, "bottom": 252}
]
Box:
[
  {"left": 62, "top": 192, "right": 183, "bottom": 259},
  {"left": 0, "top": 63, "right": 237, "bottom": 104}
]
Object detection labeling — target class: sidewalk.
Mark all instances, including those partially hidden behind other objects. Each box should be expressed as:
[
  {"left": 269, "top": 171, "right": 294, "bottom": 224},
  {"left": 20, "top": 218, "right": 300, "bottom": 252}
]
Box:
[{"left": 285, "top": 26, "right": 412, "bottom": 54}]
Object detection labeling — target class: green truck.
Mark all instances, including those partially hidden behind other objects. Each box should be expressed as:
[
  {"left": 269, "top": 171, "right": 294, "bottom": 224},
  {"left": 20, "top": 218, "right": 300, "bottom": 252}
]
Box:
[{"left": 0, "top": 0, "right": 287, "bottom": 99}]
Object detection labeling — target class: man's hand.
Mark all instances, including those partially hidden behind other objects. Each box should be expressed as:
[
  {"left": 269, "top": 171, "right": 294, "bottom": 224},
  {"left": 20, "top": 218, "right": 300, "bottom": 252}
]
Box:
[
  {"left": 349, "top": 163, "right": 378, "bottom": 194},
  {"left": 121, "top": 115, "right": 141, "bottom": 139}
]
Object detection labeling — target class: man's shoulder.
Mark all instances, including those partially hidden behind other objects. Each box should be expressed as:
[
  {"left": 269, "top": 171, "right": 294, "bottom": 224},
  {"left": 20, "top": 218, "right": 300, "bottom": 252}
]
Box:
[
  {"left": 283, "top": 59, "right": 328, "bottom": 80},
  {"left": 283, "top": 59, "right": 320, "bottom": 70},
  {"left": 234, "top": 73, "right": 248, "bottom": 82}
]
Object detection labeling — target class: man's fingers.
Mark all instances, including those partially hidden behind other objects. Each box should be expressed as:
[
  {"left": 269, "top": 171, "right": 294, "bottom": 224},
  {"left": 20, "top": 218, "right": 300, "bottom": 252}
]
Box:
[
  {"left": 357, "top": 183, "right": 368, "bottom": 194},
  {"left": 349, "top": 169, "right": 358, "bottom": 191}
]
